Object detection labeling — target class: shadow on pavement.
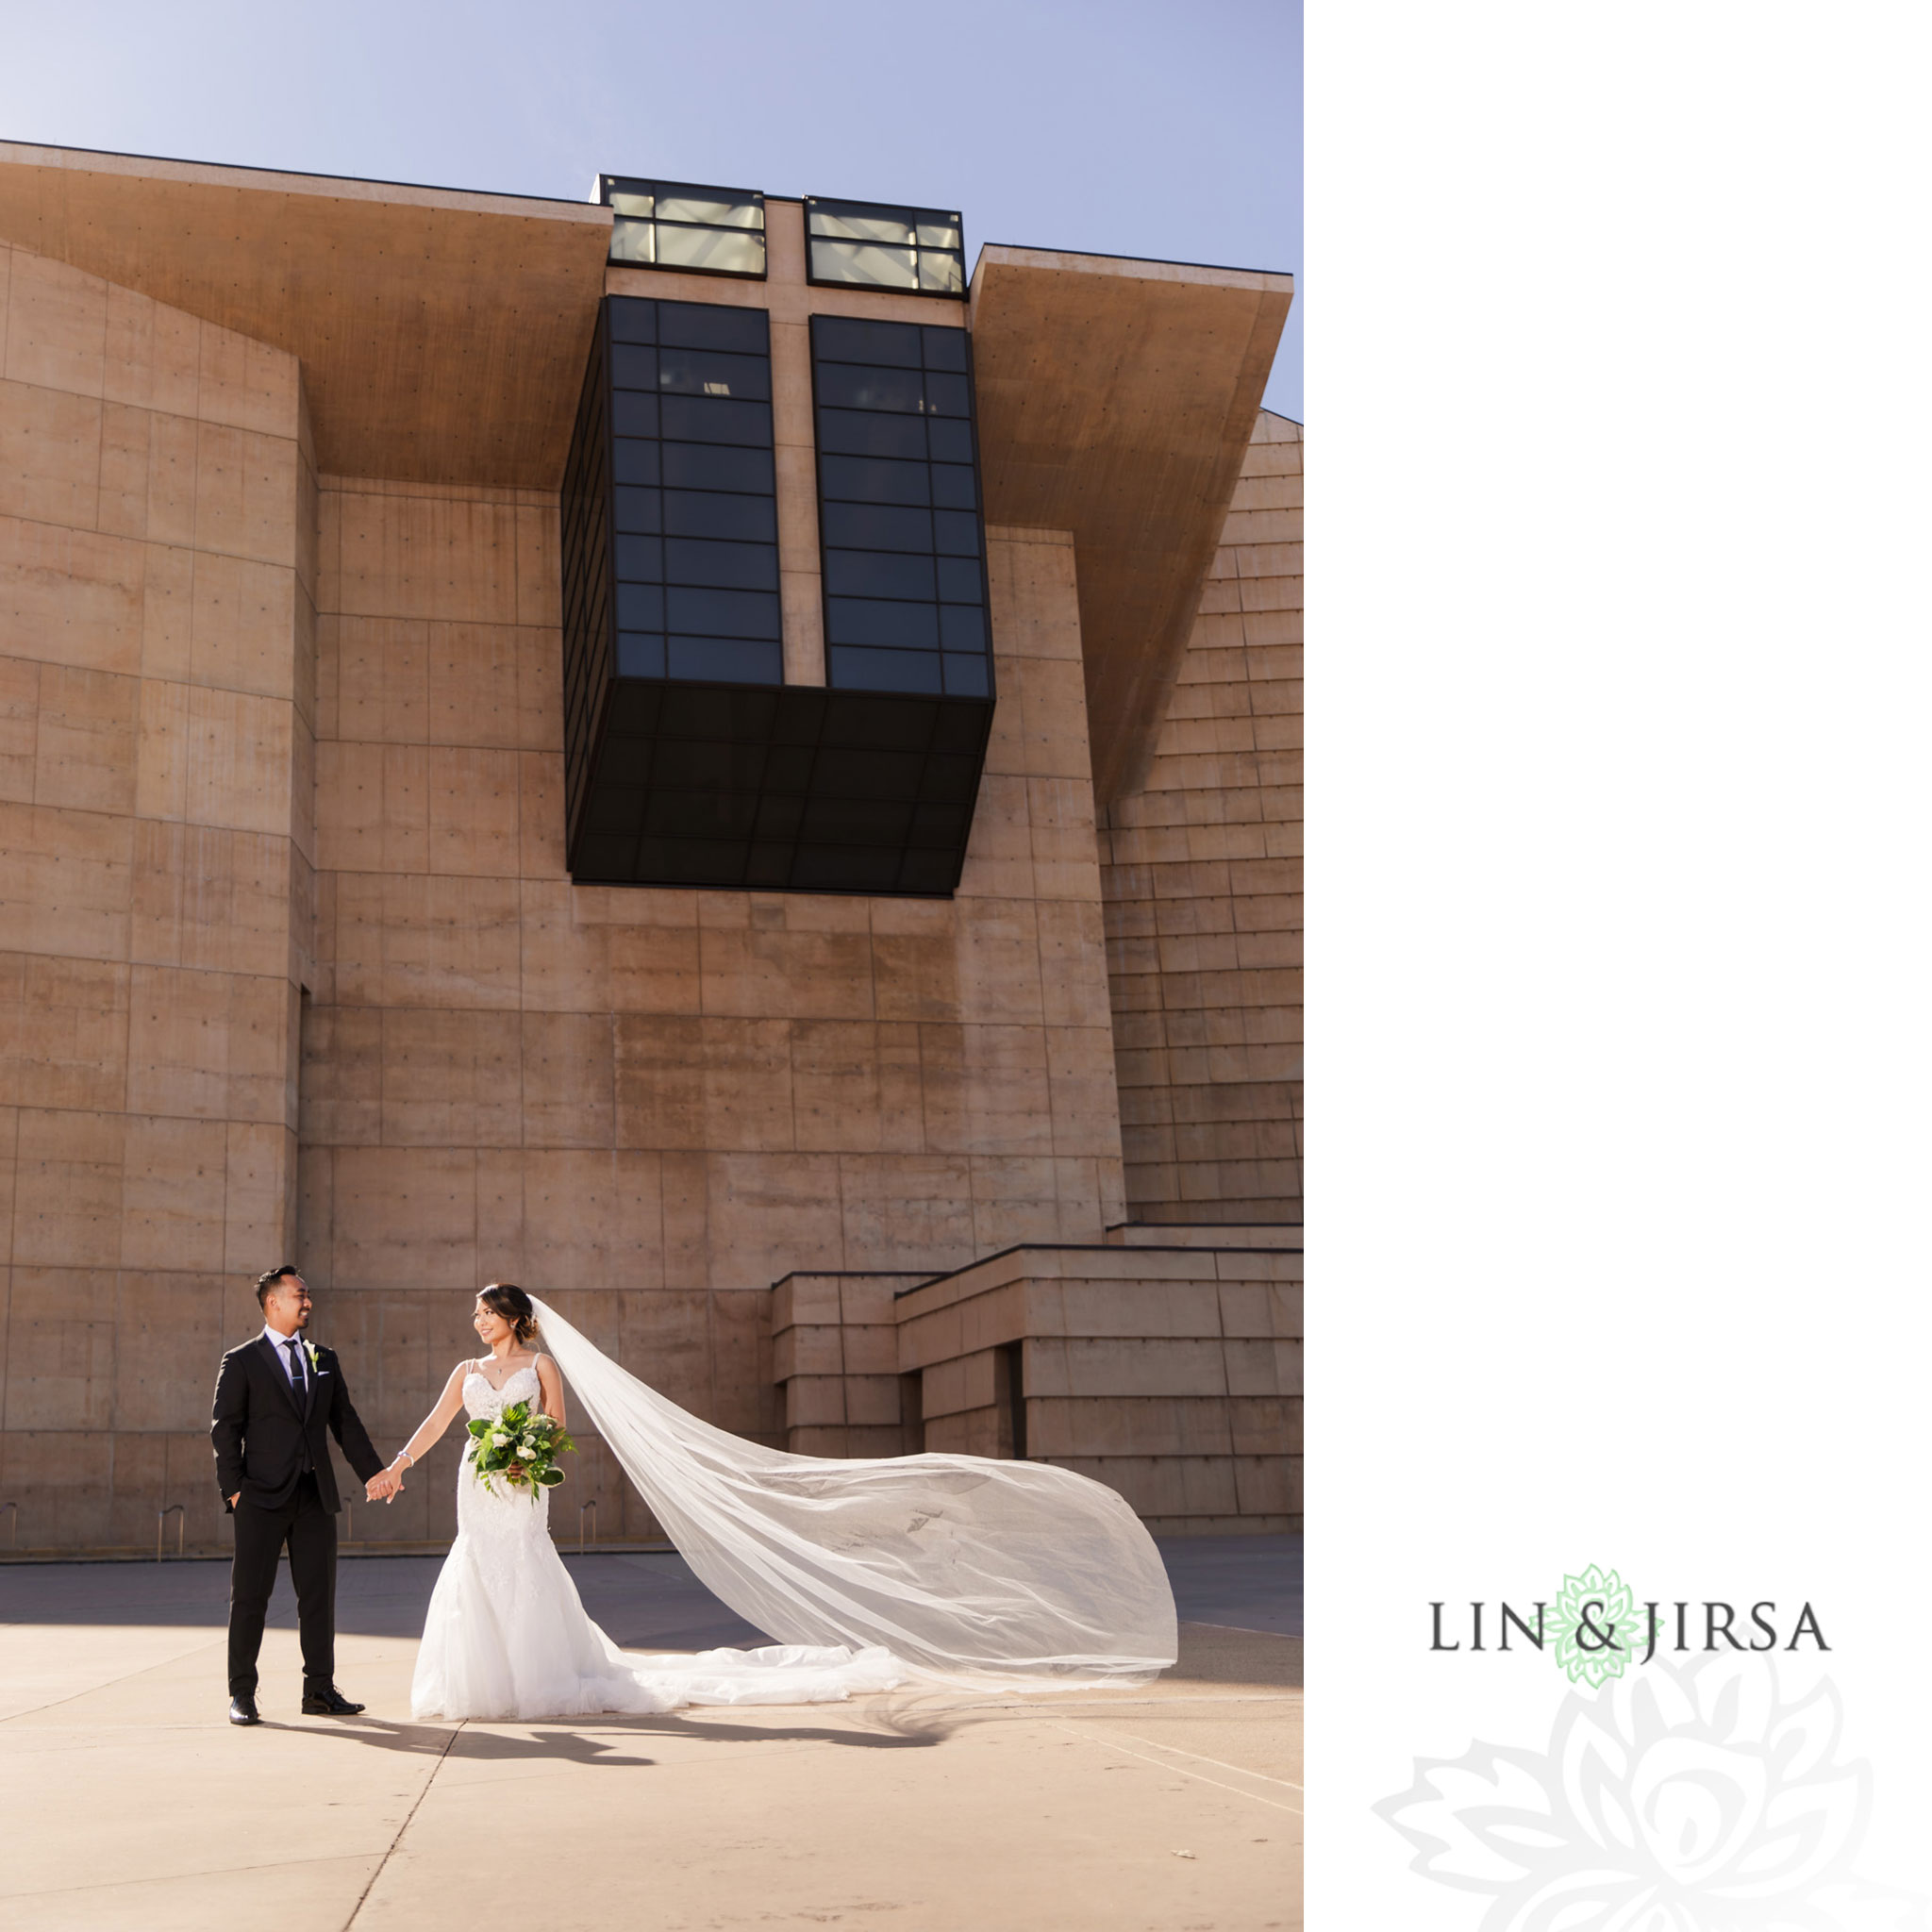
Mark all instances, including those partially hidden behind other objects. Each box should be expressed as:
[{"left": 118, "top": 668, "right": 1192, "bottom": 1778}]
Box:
[
  {"left": 259, "top": 1701, "right": 962, "bottom": 1762},
  {"left": 0, "top": 1535, "right": 1304, "bottom": 1657}
]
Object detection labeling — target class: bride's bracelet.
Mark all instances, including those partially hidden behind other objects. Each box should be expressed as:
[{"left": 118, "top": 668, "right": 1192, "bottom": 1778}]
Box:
[{"left": 391, "top": 1451, "right": 415, "bottom": 1471}]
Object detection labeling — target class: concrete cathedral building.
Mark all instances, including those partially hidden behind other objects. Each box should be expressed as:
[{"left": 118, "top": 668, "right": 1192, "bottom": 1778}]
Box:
[{"left": 0, "top": 144, "right": 1300, "bottom": 1557}]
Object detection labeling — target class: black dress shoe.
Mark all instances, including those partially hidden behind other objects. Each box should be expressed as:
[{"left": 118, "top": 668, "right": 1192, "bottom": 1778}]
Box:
[
  {"left": 228, "top": 1695, "right": 260, "bottom": 1725},
  {"left": 301, "top": 1684, "right": 366, "bottom": 1716}
]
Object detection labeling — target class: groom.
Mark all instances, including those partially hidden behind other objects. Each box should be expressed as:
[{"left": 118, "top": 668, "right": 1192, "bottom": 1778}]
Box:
[{"left": 209, "top": 1266, "right": 403, "bottom": 1725}]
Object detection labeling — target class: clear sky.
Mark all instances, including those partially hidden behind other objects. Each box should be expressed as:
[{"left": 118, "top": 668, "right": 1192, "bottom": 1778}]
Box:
[{"left": 0, "top": 0, "right": 1301, "bottom": 421}]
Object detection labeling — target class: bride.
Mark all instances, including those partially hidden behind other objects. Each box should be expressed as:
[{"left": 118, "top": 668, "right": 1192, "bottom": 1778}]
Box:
[{"left": 381, "top": 1282, "right": 1176, "bottom": 1722}]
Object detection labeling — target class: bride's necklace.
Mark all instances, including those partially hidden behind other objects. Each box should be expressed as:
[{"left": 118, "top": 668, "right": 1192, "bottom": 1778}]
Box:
[{"left": 475, "top": 1349, "right": 533, "bottom": 1391}]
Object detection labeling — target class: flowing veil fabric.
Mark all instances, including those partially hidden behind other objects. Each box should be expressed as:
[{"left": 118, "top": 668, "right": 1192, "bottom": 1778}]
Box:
[{"left": 529, "top": 1297, "right": 1177, "bottom": 1684}]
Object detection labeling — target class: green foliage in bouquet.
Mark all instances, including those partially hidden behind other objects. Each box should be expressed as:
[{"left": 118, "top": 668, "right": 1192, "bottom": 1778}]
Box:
[{"left": 466, "top": 1398, "right": 576, "bottom": 1498}]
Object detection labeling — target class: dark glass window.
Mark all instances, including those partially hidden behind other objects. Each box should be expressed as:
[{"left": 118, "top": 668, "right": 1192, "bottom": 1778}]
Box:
[
  {"left": 804, "top": 198, "right": 965, "bottom": 297},
  {"left": 600, "top": 176, "right": 766, "bottom": 279},
  {"left": 811, "top": 314, "right": 993, "bottom": 700},
  {"left": 604, "top": 295, "right": 782, "bottom": 692},
  {"left": 562, "top": 293, "right": 995, "bottom": 897}
]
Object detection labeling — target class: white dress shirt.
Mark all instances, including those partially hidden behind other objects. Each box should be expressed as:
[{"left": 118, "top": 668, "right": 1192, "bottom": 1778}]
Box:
[{"left": 261, "top": 1324, "right": 313, "bottom": 1393}]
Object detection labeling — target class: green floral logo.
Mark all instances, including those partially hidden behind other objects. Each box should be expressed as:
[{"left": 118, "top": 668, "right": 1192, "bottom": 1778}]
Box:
[{"left": 1551, "top": 1564, "right": 1644, "bottom": 1687}]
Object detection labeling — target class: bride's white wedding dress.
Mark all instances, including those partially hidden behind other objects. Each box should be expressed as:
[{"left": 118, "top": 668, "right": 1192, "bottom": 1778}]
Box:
[
  {"left": 412, "top": 1303, "right": 1176, "bottom": 1721},
  {"left": 409, "top": 1361, "right": 900, "bottom": 1720}
]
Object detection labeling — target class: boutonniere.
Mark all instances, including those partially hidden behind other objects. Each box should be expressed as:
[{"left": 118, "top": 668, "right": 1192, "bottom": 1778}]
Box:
[{"left": 304, "top": 1341, "right": 323, "bottom": 1373}]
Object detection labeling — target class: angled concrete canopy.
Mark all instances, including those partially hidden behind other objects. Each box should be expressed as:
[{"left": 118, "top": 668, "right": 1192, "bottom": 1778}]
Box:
[
  {"left": 0, "top": 142, "right": 612, "bottom": 487},
  {"left": 0, "top": 145, "right": 1292, "bottom": 797},
  {"left": 969, "top": 245, "right": 1291, "bottom": 802}
]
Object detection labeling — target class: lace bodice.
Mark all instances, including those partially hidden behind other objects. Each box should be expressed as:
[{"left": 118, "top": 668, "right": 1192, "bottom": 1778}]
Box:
[{"left": 462, "top": 1361, "right": 541, "bottom": 1421}]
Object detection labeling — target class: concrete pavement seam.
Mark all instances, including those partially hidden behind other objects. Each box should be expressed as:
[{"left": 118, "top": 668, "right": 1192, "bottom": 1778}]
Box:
[
  {"left": 1069, "top": 1723, "right": 1304, "bottom": 1791},
  {"left": 341, "top": 1719, "right": 467, "bottom": 1930},
  {"left": 1042, "top": 1720, "right": 1304, "bottom": 1816},
  {"left": 0, "top": 1632, "right": 228, "bottom": 1724}
]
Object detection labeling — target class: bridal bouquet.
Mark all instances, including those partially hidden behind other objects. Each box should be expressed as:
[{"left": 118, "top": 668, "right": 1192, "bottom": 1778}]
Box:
[{"left": 467, "top": 1400, "right": 575, "bottom": 1498}]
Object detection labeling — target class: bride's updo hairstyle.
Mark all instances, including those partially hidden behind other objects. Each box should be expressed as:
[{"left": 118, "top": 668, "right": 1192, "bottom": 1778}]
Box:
[{"left": 478, "top": 1282, "right": 538, "bottom": 1343}]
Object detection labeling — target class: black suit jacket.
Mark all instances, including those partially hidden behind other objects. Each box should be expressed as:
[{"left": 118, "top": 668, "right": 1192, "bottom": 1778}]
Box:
[{"left": 210, "top": 1334, "right": 384, "bottom": 1514}]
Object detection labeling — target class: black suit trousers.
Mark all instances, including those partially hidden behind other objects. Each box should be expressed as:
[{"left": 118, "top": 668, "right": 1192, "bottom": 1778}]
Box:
[{"left": 228, "top": 1473, "right": 336, "bottom": 1696}]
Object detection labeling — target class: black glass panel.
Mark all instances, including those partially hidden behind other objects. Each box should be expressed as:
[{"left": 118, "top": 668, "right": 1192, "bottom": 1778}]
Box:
[
  {"left": 827, "top": 598, "right": 940, "bottom": 649},
  {"left": 933, "top": 509, "right": 981, "bottom": 557},
  {"left": 667, "top": 637, "right": 783, "bottom": 684},
  {"left": 824, "top": 550, "right": 937, "bottom": 600},
  {"left": 756, "top": 793, "right": 805, "bottom": 838},
  {"left": 661, "top": 685, "right": 779, "bottom": 738},
  {"left": 633, "top": 838, "right": 748, "bottom": 884},
  {"left": 935, "top": 557, "right": 983, "bottom": 603},
  {"left": 810, "top": 747, "right": 923, "bottom": 798},
  {"left": 617, "top": 582, "right": 664, "bottom": 629},
  {"left": 665, "top": 537, "right": 779, "bottom": 591},
  {"left": 942, "top": 653, "right": 989, "bottom": 697},
  {"left": 652, "top": 739, "right": 766, "bottom": 790},
  {"left": 816, "top": 408, "right": 927, "bottom": 460},
  {"left": 566, "top": 294, "right": 989, "bottom": 893},
  {"left": 821, "top": 502, "right": 933, "bottom": 553},
  {"left": 897, "top": 849, "right": 957, "bottom": 892},
  {"left": 663, "top": 490, "right": 776, "bottom": 541},
  {"left": 763, "top": 743, "right": 815, "bottom": 791},
  {"left": 587, "top": 786, "right": 647, "bottom": 834},
  {"left": 645, "top": 790, "right": 761, "bottom": 840},
  {"left": 810, "top": 314, "right": 990, "bottom": 705},
  {"left": 614, "top": 487, "right": 661, "bottom": 534},
  {"left": 816, "top": 362, "right": 924, "bottom": 414},
  {"left": 792, "top": 846, "right": 903, "bottom": 891},
  {"left": 924, "top": 371, "right": 970, "bottom": 417},
  {"left": 617, "top": 634, "right": 665, "bottom": 678},
  {"left": 820, "top": 454, "right": 930, "bottom": 507},
  {"left": 613, "top": 439, "right": 659, "bottom": 485},
  {"left": 612, "top": 391, "right": 659, "bottom": 438},
  {"left": 609, "top": 299, "right": 656, "bottom": 343},
  {"left": 659, "top": 301, "right": 768, "bottom": 353},
  {"left": 611, "top": 344, "right": 658, "bottom": 391},
  {"left": 667, "top": 586, "right": 782, "bottom": 639},
  {"left": 929, "top": 464, "right": 975, "bottom": 509},
  {"left": 661, "top": 394, "right": 773, "bottom": 447},
  {"left": 909, "top": 801, "right": 970, "bottom": 845},
  {"left": 938, "top": 605, "right": 987, "bottom": 651},
  {"left": 814, "top": 316, "right": 923, "bottom": 367},
  {"left": 828, "top": 646, "right": 943, "bottom": 694},
  {"left": 925, "top": 419, "right": 974, "bottom": 463},
  {"left": 655, "top": 346, "right": 771, "bottom": 400},
  {"left": 663, "top": 443, "right": 774, "bottom": 492},
  {"left": 805, "top": 795, "right": 913, "bottom": 844},
  {"left": 614, "top": 535, "right": 663, "bottom": 581}
]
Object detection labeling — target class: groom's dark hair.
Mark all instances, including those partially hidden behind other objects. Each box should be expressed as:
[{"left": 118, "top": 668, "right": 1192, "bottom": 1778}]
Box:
[{"left": 256, "top": 1265, "right": 302, "bottom": 1308}]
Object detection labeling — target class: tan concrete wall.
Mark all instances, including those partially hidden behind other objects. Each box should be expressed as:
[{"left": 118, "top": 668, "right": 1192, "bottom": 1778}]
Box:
[
  {"left": 0, "top": 243, "right": 314, "bottom": 1554},
  {"left": 298, "top": 505, "right": 1125, "bottom": 1547},
  {"left": 1099, "top": 412, "right": 1302, "bottom": 1224},
  {"left": 895, "top": 1242, "right": 1301, "bottom": 1534},
  {"left": 772, "top": 1271, "right": 929, "bottom": 1457}
]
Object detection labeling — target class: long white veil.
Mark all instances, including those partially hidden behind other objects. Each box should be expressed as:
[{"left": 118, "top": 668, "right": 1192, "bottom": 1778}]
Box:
[{"left": 530, "top": 1297, "right": 1176, "bottom": 1683}]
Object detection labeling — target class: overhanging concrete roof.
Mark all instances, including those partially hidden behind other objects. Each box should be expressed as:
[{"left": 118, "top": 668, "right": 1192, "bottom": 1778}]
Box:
[
  {"left": 970, "top": 245, "right": 1291, "bottom": 803},
  {"left": 0, "top": 147, "right": 1291, "bottom": 797},
  {"left": 0, "top": 142, "right": 612, "bottom": 487}
]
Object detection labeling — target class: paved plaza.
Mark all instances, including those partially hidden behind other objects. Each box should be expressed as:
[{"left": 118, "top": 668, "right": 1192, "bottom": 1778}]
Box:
[{"left": 0, "top": 1537, "right": 1300, "bottom": 1931}]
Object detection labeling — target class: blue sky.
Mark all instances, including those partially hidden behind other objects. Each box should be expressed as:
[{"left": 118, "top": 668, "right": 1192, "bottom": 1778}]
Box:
[{"left": 1, "top": 0, "right": 1301, "bottom": 419}]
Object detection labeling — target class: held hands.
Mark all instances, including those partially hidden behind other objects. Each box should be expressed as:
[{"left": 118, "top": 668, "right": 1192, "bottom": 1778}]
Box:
[{"left": 365, "top": 1466, "right": 406, "bottom": 1504}]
